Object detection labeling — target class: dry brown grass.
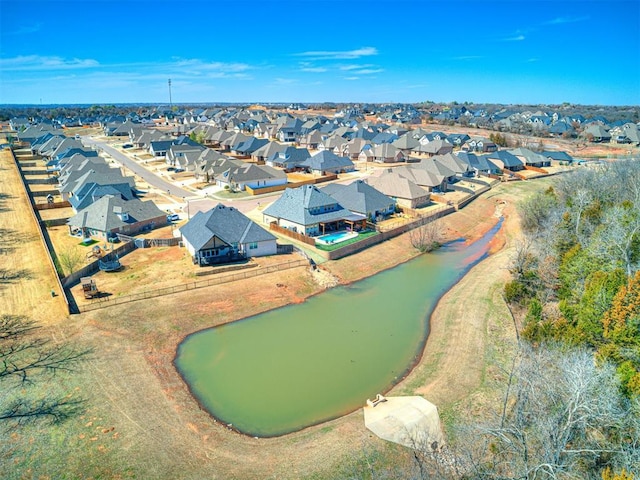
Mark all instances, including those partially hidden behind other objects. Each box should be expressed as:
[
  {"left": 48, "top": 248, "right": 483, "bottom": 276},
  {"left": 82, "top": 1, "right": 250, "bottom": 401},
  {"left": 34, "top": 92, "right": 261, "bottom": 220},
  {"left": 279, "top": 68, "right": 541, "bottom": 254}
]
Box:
[
  {"left": 2, "top": 141, "right": 558, "bottom": 479},
  {"left": 0, "top": 150, "right": 68, "bottom": 323}
]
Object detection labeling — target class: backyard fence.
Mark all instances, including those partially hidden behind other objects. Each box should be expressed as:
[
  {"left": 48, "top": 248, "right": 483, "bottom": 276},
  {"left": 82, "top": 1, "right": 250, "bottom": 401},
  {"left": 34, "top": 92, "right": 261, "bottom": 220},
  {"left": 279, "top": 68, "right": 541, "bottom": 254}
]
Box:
[
  {"left": 269, "top": 222, "right": 316, "bottom": 246},
  {"left": 42, "top": 218, "right": 69, "bottom": 227},
  {"left": 9, "top": 148, "right": 70, "bottom": 314},
  {"left": 61, "top": 241, "right": 137, "bottom": 289},
  {"left": 35, "top": 200, "right": 71, "bottom": 210},
  {"left": 77, "top": 258, "right": 309, "bottom": 313}
]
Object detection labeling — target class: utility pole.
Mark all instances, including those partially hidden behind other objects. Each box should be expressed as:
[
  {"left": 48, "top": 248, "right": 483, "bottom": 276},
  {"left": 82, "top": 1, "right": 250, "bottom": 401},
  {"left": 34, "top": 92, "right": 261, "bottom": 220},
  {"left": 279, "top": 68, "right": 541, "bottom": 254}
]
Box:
[{"left": 168, "top": 78, "right": 172, "bottom": 108}]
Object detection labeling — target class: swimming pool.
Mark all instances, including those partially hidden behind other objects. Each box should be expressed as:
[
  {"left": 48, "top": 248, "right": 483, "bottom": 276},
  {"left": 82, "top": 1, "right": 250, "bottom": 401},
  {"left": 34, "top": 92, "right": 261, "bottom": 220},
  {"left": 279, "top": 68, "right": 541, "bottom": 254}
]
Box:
[{"left": 315, "top": 230, "right": 358, "bottom": 245}]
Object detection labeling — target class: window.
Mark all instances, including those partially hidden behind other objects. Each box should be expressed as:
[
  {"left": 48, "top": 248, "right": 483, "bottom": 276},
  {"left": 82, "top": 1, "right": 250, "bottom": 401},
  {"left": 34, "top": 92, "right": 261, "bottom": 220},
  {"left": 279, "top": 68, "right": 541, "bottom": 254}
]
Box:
[{"left": 249, "top": 242, "right": 258, "bottom": 250}]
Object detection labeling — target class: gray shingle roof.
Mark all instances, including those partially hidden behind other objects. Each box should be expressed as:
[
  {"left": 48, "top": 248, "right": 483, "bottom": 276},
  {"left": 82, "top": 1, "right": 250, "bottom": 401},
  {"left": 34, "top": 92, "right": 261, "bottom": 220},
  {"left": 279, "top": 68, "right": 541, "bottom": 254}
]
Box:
[
  {"left": 262, "top": 185, "right": 349, "bottom": 226},
  {"left": 300, "top": 150, "right": 354, "bottom": 171},
  {"left": 320, "top": 180, "right": 395, "bottom": 217},
  {"left": 180, "top": 204, "right": 276, "bottom": 251},
  {"left": 366, "top": 171, "right": 429, "bottom": 200},
  {"left": 67, "top": 195, "right": 166, "bottom": 233}
]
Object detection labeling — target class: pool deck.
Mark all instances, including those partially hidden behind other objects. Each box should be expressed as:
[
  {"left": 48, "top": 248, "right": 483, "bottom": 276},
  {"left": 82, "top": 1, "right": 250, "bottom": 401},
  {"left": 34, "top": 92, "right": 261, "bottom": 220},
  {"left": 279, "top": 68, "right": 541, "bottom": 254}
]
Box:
[
  {"left": 315, "top": 231, "right": 358, "bottom": 246},
  {"left": 363, "top": 396, "right": 444, "bottom": 450}
]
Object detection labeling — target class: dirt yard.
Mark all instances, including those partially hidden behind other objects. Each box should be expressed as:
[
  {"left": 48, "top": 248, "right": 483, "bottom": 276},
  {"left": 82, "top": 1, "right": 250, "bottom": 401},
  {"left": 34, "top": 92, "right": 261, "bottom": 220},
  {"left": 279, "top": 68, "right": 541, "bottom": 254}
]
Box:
[{"left": 3, "top": 142, "right": 558, "bottom": 479}]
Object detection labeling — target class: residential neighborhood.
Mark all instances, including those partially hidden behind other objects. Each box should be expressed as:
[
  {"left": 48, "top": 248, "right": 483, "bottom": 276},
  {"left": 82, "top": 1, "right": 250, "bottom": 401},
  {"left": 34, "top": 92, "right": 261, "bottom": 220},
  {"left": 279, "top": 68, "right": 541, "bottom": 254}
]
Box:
[{"left": 8, "top": 101, "right": 640, "bottom": 293}]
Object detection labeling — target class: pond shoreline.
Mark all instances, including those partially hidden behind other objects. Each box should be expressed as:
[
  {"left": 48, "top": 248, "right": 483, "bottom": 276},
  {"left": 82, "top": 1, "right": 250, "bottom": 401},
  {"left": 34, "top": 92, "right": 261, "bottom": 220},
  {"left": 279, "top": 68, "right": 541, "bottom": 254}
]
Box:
[{"left": 171, "top": 203, "right": 505, "bottom": 438}]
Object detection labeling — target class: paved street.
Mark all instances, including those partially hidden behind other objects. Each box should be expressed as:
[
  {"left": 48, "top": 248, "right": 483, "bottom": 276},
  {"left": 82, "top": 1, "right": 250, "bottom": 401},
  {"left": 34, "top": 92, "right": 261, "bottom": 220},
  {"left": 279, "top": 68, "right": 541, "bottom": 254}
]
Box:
[{"left": 83, "top": 137, "right": 193, "bottom": 199}]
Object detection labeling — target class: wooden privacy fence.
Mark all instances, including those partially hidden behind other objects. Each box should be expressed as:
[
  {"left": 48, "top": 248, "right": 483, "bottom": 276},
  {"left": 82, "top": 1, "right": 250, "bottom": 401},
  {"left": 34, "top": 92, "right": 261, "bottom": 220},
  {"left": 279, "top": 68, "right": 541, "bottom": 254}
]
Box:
[
  {"left": 245, "top": 174, "right": 339, "bottom": 196},
  {"left": 77, "top": 258, "right": 309, "bottom": 313},
  {"left": 61, "top": 241, "right": 137, "bottom": 289},
  {"left": 10, "top": 148, "right": 70, "bottom": 314},
  {"left": 35, "top": 200, "right": 71, "bottom": 210},
  {"left": 269, "top": 222, "right": 316, "bottom": 246}
]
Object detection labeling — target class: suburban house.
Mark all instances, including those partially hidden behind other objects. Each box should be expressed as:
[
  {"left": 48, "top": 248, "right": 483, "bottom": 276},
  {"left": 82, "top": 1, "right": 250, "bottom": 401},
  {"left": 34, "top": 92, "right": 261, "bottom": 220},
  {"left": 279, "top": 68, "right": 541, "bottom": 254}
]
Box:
[
  {"left": 456, "top": 151, "right": 501, "bottom": 176},
  {"left": 481, "top": 150, "right": 525, "bottom": 171},
  {"left": 67, "top": 195, "right": 167, "bottom": 241},
  {"left": 392, "top": 134, "right": 420, "bottom": 157},
  {"left": 414, "top": 138, "right": 454, "bottom": 157},
  {"left": 463, "top": 137, "right": 498, "bottom": 153},
  {"left": 394, "top": 164, "right": 447, "bottom": 192},
  {"left": 360, "top": 143, "right": 405, "bottom": 163},
  {"left": 166, "top": 143, "right": 206, "bottom": 168},
  {"left": 231, "top": 136, "right": 269, "bottom": 157},
  {"left": 321, "top": 180, "right": 396, "bottom": 222},
  {"left": 251, "top": 141, "right": 286, "bottom": 163},
  {"left": 541, "top": 150, "right": 574, "bottom": 164},
  {"left": 193, "top": 150, "right": 241, "bottom": 183},
  {"left": 583, "top": 124, "right": 611, "bottom": 142},
  {"left": 298, "top": 150, "right": 355, "bottom": 176},
  {"left": 365, "top": 170, "right": 431, "bottom": 209},
  {"left": 214, "top": 163, "right": 287, "bottom": 191},
  {"left": 262, "top": 184, "right": 367, "bottom": 236},
  {"left": 180, "top": 204, "right": 278, "bottom": 266},
  {"left": 266, "top": 146, "right": 311, "bottom": 170},
  {"left": 298, "top": 129, "right": 325, "bottom": 150},
  {"left": 509, "top": 147, "right": 551, "bottom": 168},
  {"left": 339, "top": 138, "right": 370, "bottom": 160}
]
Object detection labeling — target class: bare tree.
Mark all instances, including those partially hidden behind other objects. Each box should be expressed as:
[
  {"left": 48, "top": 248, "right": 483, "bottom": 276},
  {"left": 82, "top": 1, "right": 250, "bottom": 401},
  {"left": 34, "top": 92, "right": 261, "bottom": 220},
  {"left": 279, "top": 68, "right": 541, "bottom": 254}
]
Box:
[
  {"left": 57, "top": 246, "right": 84, "bottom": 275},
  {"left": 454, "top": 344, "right": 638, "bottom": 480},
  {"left": 409, "top": 216, "right": 443, "bottom": 253},
  {"left": 589, "top": 204, "right": 640, "bottom": 279},
  {"left": 0, "top": 315, "right": 89, "bottom": 426}
]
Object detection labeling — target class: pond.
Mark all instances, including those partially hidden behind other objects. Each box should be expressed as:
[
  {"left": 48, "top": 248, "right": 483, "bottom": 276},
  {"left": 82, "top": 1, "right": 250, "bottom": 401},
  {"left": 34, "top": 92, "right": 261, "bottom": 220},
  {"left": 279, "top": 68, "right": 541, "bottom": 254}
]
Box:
[{"left": 174, "top": 218, "right": 503, "bottom": 437}]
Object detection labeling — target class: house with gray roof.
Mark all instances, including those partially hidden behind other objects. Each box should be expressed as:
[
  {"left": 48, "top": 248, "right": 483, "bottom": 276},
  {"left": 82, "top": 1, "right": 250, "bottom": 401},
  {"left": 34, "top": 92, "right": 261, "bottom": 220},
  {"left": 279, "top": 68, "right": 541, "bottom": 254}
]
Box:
[
  {"left": 67, "top": 195, "right": 167, "bottom": 241},
  {"left": 299, "top": 151, "right": 355, "bottom": 176},
  {"left": 251, "top": 140, "right": 287, "bottom": 163},
  {"left": 215, "top": 164, "right": 287, "bottom": 191},
  {"left": 321, "top": 180, "right": 396, "bottom": 222},
  {"left": 481, "top": 150, "right": 524, "bottom": 171},
  {"left": 180, "top": 203, "right": 277, "bottom": 265},
  {"left": 542, "top": 150, "right": 574, "bottom": 163},
  {"left": 582, "top": 124, "right": 611, "bottom": 142},
  {"left": 266, "top": 146, "right": 311, "bottom": 170},
  {"left": 262, "top": 184, "right": 366, "bottom": 236},
  {"left": 509, "top": 147, "right": 550, "bottom": 168},
  {"left": 395, "top": 164, "right": 447, "bottom": 192},
  {"left": 365, "top": 170, "right": 430, "bottom": 209},
  {"left": 455, "top": 151, "right": 501, "bottom": 176},
  {"left": 232, "top": 136, "right": 269, "bottom": 157},
  {"left": 359, "top": 143, "right": 405, "bottom": 163},
  {"left": 166, "top": 143, "right": 206, "bottom": 168},
  {"left": 193, "top": 150, "right": 242, "bottom": 183}
]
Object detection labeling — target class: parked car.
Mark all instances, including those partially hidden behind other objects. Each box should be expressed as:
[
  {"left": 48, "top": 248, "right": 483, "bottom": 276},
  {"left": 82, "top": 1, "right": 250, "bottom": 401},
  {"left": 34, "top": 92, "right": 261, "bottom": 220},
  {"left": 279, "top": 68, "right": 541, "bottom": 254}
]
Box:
[
  {"left": 167, "top": 214, "right": 180, "bottom": 222},
  {"left": 122, "top": 143, "right": 133, "bottom": 149}
]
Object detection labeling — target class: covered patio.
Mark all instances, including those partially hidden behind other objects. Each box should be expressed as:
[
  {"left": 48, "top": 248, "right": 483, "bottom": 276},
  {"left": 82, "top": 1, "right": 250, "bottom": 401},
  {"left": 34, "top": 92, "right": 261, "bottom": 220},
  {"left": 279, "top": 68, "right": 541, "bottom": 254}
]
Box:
[{"left": 318, "top": 213, "right": 367, "bottom": 235}]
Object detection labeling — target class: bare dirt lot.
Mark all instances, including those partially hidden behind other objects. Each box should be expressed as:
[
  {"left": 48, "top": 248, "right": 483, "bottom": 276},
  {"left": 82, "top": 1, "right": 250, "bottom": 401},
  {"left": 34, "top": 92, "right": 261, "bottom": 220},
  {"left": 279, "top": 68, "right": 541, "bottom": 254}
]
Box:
[{"left": 3, "top": 141, "right": 558, "bottom": 479}]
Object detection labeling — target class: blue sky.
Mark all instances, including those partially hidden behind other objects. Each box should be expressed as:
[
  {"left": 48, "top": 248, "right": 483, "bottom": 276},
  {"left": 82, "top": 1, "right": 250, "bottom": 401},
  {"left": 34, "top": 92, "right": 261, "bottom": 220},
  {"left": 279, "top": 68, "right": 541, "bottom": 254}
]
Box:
[{"left": 1, "top": 0, "right": 638, "bottom": 105}]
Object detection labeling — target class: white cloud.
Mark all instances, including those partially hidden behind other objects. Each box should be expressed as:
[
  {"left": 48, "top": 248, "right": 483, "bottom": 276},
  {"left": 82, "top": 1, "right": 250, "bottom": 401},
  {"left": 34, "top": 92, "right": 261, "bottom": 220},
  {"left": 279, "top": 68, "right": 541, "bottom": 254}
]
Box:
[
  {"left": 339, "top": 64, "right": 375, "bottom": 71},
  {"left": 344, "top": 77, "right": 360, "bottom": 81},
  {"left": 6, "top": 23, "right": 42, "bottom": 35},
  {"left": 353, "top": 69, "right": 383, "bottom": 75},
  {"left": 544, "top": 15, "right": 589, "bottom": 25},
  {"left": 0, "top": 55, "right": 99, "bottom": 71},
  {"left": 502, "top": 34, "right": 525, "bottom": 42},
  {"left": 294, "top": 47, "right": 378, "bottom": 60},
  {"left": 452, "top": 55, "right": 484, "bottom": 61}
]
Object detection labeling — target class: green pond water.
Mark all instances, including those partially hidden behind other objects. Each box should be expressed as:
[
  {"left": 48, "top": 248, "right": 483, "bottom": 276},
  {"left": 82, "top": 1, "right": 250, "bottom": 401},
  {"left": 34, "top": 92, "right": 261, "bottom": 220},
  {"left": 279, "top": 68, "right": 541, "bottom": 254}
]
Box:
[{"left": 175, "top": 219, "right": 502, "bottom": 437}]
